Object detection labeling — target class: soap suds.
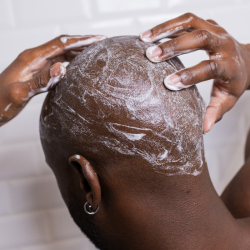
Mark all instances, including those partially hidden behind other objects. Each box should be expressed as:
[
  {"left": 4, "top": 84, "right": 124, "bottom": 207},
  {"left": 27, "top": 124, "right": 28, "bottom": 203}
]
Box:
[
  {"left": 40, "top": 36, "right": 206, "bottom": 176},
  {"left": 140, "top": 26, "right": 184, "bottom": 42},
  {"left": 60, "top": 36, "right": 91, "bottom": 44},
  {"left": 61, "top": 36, "right": 107, "bottom": 50},
  {"left": 164, "top": 72, "right": 191, "bottom": 91},
  {"left": 4, "top": 103, "right": 12, "bottom": 112}
]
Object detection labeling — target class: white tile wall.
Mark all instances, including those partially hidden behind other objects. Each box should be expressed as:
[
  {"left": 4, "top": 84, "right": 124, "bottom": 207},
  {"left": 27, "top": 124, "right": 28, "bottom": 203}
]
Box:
[
  {"left": 0, "top": 212, "right": 48, "bottom": 249},
  {"left": 0, "top": 0, "right": 14, "bottom": 30},
  {"left": 45, "top": 208, "right": 82, "bottom": 241},
  {"left": 12, "top": 0, "right": 89, "bottom": 27},
  {"left": 0, "top": 0, "right": 250, "bottom": 249},
  {"left": 8, "top": 175, "right": 64, "bottom": 214},
  {"left": 97, "top": 0, "right": 161, "bottom": 13}
]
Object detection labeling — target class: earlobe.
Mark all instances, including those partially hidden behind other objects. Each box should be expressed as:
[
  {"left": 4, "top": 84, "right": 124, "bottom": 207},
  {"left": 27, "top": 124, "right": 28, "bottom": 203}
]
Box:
[{"left": 69, "top": 154, "right": 101, "bottom": 213}]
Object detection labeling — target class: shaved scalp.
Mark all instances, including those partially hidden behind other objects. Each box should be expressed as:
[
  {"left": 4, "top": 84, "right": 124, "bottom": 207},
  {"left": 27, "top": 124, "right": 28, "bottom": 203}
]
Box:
[{"left": 40, "top": 36, "right": 206, "bottom": 176}]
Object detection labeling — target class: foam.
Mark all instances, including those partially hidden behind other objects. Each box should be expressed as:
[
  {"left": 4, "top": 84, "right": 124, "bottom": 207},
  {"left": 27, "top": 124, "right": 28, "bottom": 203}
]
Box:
[{"left": 40, "top": 36, "right": 206, "bottom": 176}]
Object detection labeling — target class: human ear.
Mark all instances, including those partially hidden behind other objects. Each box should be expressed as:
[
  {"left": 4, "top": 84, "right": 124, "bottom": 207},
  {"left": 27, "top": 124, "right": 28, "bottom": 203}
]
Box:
[{"left": 69, "top": 154, "right": 101, "bottom": 212}]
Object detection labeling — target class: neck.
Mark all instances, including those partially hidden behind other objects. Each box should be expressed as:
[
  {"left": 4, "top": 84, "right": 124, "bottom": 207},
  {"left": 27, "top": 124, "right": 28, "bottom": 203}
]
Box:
[{"left": 108, "top": 164, "right": 245, "bottom": 250}]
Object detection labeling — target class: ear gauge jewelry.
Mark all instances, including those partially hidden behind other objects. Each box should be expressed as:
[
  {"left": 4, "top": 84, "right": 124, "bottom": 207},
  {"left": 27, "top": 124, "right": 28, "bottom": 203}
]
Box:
[{"left": 84, "top": 202, "right": 99, "bottom": 215}]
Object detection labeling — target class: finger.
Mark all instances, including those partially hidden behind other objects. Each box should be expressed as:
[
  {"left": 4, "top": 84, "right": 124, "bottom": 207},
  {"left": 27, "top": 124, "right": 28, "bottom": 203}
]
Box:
[
  {"left": 27, "top": 62, "right": 66, "bottom": 97},
  {"left": 60, "top": 35, "right": 107, "bottom": 50},
  {"left": 49, "top": 50, "right": 82, "bottom": 65},
  {"left": 51, "top": 51, "right": 81, "bottom": 63},
  {"left": 139, "top": 12, "right": 215, "bottom": 42},
  {"left": 163, "top": 60, "right": 233, "bottom": 91},
  {"left": 206, "top": 19, "right": 218, "bottom": 25},
  {"left": 64, "top": 50, "right": 81, "bottom": 62},
  {"left": 167, "top": 31, "right": 190, "bottom": 38},
  {"left": 46, "top": 35, "right": 107, "bottom": 57},
  {"left": 146, "top": 30, "right": 221, "bottom": 62},
  {"left": 27, "top": 35, "right": 107, "bottom": 71},
  {"left": 203, "top": 85, "right": 237, "bottom": 133}
]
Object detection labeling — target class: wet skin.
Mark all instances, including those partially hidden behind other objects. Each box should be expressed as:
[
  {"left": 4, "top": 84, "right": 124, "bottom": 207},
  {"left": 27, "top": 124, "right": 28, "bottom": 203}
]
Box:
[
  {"left": 221, "top": 130, "right": 250, "bottom": 219},
  {"left": 1, "top": 13, "right": 250, "bottom": 250},
  {"left": 140, "top": 12, "right": 250, "bottom": 133},
  {"left": 0, "top": 34, "right": 106, "bottom": 126},
  {"left": 40, "top": 36, "right": 250, "bottom": 250}
]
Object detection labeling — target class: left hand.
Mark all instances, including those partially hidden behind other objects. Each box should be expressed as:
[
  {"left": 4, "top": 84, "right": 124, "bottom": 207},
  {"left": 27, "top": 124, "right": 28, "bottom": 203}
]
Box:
[{"left": 0, "top": 34, "right": 106, "bottom": 126}]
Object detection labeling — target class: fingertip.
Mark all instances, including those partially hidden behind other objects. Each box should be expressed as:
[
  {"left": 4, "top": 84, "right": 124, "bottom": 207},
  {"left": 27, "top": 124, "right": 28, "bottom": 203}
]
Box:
[
  {"left": 50, "top": 62, "right": 66, "bottom": 78},
  {"left": 146, "top": 46, "right": 162, "bottom": 62},
  {"left": 203, "top": 108, "right": 217, "bottom": 134},
  {"left": 203, "top": 120, "right": 214, "bottom": 134},
  {"left": 139, "top": 30, "right": 153, "bottom": 42},
  {"left": 164, "top": 73, "right": 191, "bottom": 91}
]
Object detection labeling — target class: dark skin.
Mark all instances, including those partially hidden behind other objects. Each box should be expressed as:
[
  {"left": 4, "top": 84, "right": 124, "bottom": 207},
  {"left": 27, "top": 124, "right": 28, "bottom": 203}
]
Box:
[
  {"left": 221, "top": 130, "right": 250, "bottom": 219},
  {"left": 44, "top": 124, "right": 250, "bottom": 250},
  {"left": 140, "top": 12, "right": 250, "bottom": 133},
  {"left": 2, "top": 13, "right": 250, "bottom": 250},
  {"left": 66, "top": 156, "right": 250, "bottom": 250},
  {"left": 40, "top": 36, "right": 250, "bottom": 250},
  {"left": 0, "top": 34, "right": 106, "bottom": 126}
]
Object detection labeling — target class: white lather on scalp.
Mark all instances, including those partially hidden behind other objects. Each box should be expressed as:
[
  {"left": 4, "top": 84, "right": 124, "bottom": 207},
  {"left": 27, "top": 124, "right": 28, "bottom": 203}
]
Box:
[{"left": 40, "top": 36, "right": 206, "bottom": 176}]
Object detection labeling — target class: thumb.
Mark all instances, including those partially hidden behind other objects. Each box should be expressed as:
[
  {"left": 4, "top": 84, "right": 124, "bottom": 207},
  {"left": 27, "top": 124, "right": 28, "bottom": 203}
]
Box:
[
  {"left": 203, "top": 104, "right": 219, "bottom": 134},
  {"left": 29, "top": 62, "right": 66, "bottom": 95},
  {"left": 203, "top": 93, "right": 237, "bottom": 134}
]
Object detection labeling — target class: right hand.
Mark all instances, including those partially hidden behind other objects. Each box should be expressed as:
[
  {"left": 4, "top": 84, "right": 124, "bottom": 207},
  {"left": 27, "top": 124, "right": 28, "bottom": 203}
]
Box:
[
  {"left": 139, "top": 13, "right": 250, "bottom": 133},
  {"left": 0, "top": 34, "right": 107, "bottom": 126}
]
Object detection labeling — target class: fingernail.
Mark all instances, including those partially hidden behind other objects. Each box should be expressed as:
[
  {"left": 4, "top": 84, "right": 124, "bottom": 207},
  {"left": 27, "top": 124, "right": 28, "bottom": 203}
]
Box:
[
  {"left": 146, "top": 46, "right": 162, "bottom": 62},
  {"left": 151, "top": 47, "right": 162, "bottom": 58},
  {"left": 140, "top": 30, "right": 152, "bottom": 42},
  {"left": 50, "top": 64, "right": 58, "bottom": 76},
  {"left": 47, "top": 65, "right": 66, "bottom": 90},
  {"left": 164, "top": 74, "right": 186, "bottom": 91},
  {"left": 50, "top": 63, "right": 66, "bottom": 78}
]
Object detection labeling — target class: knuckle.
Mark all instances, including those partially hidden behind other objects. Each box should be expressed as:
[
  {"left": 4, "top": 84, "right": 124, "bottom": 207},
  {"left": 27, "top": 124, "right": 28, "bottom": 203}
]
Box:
[
  {"left": 207, "top": 60, "right": 219, "bottom": 78},
  {"left": 206, "top": 19, "right": 217, "bottom": 25},
  {"left": 162, "top": 40, "right": 175, "bottom": 53},
  {"left": 17, "top": 49, "right": 32, "bottom": 62},
  {"left": 197, "top": 30, "right": 212, "bottom": 46},
  {"left": 34, "top": 72, "right": 48, "bottom": 90},
  {"left": 181, "top": 68, "right": 194, "bottom": 83},
  {"left": 9, "top": 83, "right": 25, "bottom": 104},
  {"left": 183, "top": 12, "right": 196, "bottom": 21}
]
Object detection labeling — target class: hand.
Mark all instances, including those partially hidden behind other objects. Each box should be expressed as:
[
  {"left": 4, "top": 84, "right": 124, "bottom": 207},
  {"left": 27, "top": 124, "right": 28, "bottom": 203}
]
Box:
[
  {"left": 139, "top": 13, "right": 250, "bottom": 133},
  {"left": 0, "top": 34, "right": 107, "bottom": 126}
]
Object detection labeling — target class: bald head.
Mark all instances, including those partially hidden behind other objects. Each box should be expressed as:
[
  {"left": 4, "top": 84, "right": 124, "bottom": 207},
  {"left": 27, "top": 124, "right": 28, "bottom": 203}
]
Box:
[{"left": 40, "top": 36, "right": 205, "bottom": 176}]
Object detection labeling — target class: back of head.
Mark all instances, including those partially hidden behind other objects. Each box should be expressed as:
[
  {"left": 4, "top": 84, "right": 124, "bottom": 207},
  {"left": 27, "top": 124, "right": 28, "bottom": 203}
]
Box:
[
  {"left": 40, "top": 36, "right": 205, "bottom": 177},
  {"left": 40, "top": 36, "right": 206, "bottom": 249}
]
